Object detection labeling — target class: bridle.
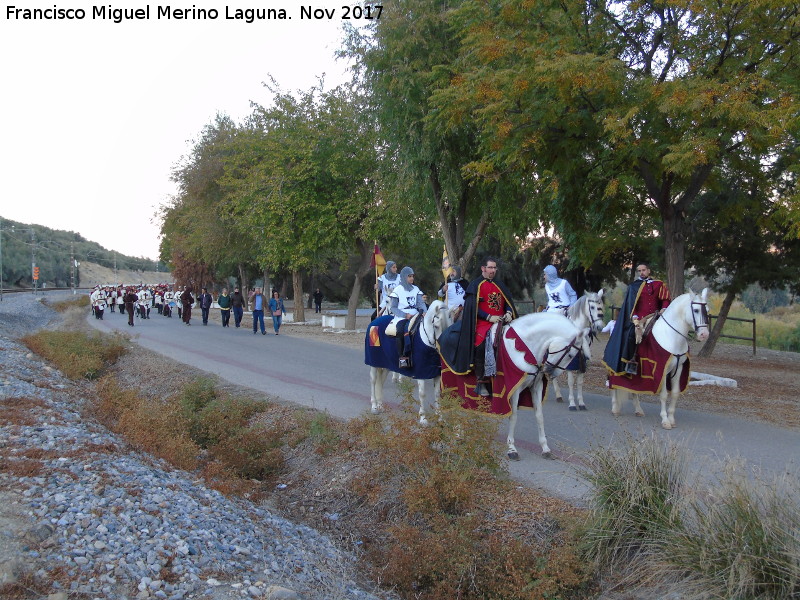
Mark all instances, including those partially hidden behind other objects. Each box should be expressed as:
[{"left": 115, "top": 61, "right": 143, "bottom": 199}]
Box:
[
  {"left": 542, "top": 335, "right": 582, "bottom": 372},
  {"left": 661, "top": 300, "right": 710, "bottom": 341}
]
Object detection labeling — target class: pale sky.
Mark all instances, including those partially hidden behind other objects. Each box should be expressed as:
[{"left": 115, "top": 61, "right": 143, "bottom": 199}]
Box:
[{"left": 1, "top": 1, "right": 361, "bottom": 261}]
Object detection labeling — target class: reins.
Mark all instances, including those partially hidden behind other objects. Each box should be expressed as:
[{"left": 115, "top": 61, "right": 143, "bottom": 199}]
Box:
[{"left": 542, "top": 336, "right": 582, "bottom": 371}]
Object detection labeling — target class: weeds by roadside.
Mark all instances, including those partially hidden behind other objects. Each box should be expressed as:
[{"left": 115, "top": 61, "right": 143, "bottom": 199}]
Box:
[
  {"left": 580, "top": 434, "right": 800, "bottom": 599},
  {"left": 22, "top": 329, "right": 126, "bottom": 380}
]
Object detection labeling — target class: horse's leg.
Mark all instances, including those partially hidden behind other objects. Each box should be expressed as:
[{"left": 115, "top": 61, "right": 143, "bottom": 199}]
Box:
[
  {"left": 632, "top": 394, "right": 645, "bottom": 417},
  {"left": 664, "top": 358, "right": 683, "bottom": 429},
  {"left": 506, "top": 382, "right": 524, "bottom": 461},
  {"left": 532, "top": 376, "right": 553, "bottom": 458},
  {"left": 369, "top": 367, "right": 388, "bottom": 414},
  {"left": 417, "top": 378, "right": 430, "bottom": 426},
  {"left": 567, "top": 370, "right": 577, "bottom": 410},
  {"left": 611, "top": 389, "right": 623, "bottom": 415},
  {"left": 576, "top": 372, "right": 587, "bottom": 410},
  {"left": 550, "top": 373, "right": 564, "bottom": 403}
]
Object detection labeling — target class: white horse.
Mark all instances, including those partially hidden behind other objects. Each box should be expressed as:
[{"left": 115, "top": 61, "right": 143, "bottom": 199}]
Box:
[
  {"left": 549, "top": 291, "right": 605, "bottom": 410},
  {"left": 503, "top": 313, "right": 590, "bottom": 460},
  {"left": 366, "top": 300, "right": 452, "bottom": 425},
  {"left": 610, "top": 289, "right": 710, "bottom": 429}
]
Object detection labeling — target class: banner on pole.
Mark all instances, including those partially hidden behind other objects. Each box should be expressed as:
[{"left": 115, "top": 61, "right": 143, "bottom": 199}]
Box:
[{"left": 371, "top": 244, "right": 387, "bottom": 276}]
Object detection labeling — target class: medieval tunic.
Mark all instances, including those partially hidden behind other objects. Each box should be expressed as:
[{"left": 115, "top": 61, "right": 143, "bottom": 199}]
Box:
[
  {"left": 602, "top": 277, "right": 671, "bottom": 375},
  {"left": 438, "top": 276, "right": 517, "bottom": 376},
  {"left": 544, "top": 279, "right": 572, "bottom": 313}
]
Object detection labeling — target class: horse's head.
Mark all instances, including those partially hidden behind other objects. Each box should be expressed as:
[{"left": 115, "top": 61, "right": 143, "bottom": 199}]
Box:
[
  {"left": 585, "top": 290, "right": 605, "bottom": 333},
  {"left": 567, "top": 291, "right": 605, "bottom": 333},
  {"left": 424, "top": 300, "right": 451, "bottom": 342},
  {"left": 542, "top": 333, "right": 584, "bottom": 377},
  {"left": 687, "top": 288, "right": 710, "bottom": 342}
]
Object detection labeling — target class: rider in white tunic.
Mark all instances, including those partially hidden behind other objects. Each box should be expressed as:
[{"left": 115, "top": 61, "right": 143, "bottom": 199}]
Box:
[
  {"left": 390, "top": 266, "right": 427, "bottom": 367},
  {"left": 377, "top": 261, "right": 400, "bottom": 315},
  {"left": 543, "top": 265, "right": 577, "bottom": 314}
]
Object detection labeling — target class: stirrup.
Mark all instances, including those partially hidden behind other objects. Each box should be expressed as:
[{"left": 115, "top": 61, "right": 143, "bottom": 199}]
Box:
[
  {"left": 399, "top": 356, "right": 412, "bottom": 369},
  {"left": 474, "top": 382, "right": 490, "bottom": 397},
  {"left": 625, "top": 360, "right": 639, "bottom": 375}
]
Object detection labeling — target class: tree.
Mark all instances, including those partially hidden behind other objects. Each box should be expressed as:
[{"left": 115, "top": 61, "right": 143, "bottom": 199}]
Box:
[
  {"left": 688, "top": 160, "right": 800, "bottom": 355},
  {"left": 433, "top": 0, "right": 800, "bottom": 293},
  {"left": 160, "top": 115, "right": 258, "bottom": 290},
  {"left": 344, "top": 0, "right": 536, "bottom": 274},
  {"left": 223, "top": 82, "right": 380, "bottom": 326}
]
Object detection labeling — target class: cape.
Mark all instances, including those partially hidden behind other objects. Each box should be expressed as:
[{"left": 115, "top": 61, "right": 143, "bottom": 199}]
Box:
[
  {"left": 438, "top": 277, "right": 517, "bottom": 376},
  {"left": 602, "top": 279, "right": 643, "bottom": 375}
]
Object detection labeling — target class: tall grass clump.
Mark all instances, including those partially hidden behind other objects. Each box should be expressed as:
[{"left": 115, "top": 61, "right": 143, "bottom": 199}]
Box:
[
  {"left": 48, "top": 295, "right": 90, "bottom": 312},
  {"left": 664, "top": 469, "right": 800, "bottom": 600},
  {"left": 580, "top": 433, "right": 689, "bottom": 569},
  {"left": 23, "top": 329, "right": 127, "bottom": 380}
]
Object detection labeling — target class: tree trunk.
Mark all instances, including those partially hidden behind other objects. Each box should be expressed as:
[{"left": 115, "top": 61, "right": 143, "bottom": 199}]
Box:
[
  {"left": 697, "top": 288, "right": 736, "bottom": 357},
  {"left": 346, "top": 240, "right": 374, "bottom": 330},
  {"left": 238, "top": 264, "right": 248, "bottom": 308},
  {"left": 662, "top": 206, "right": 687, "bottom": 297},
  {"left": 263, "top": 267, "right": 271, "bottom": 298},
  {"left": 292, "top": 270, "right": 305, "bottom": 323}
]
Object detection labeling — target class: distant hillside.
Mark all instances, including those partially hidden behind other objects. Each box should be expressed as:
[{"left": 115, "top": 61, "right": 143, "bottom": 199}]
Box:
[
  {"left": 78, "top": 261, "right": 172, "bottom": 288},
  {"left": 0, "top": 216, "right": 168, "bottom": 288}
]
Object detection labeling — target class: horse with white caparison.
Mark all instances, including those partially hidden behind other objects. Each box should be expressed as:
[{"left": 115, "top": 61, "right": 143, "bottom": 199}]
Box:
[
  {"left": 498, "top": 312, "right": 590, "bottom": 460},
  {"left": 608, "top": 289, "right": 710, "bottom": 429},
  {"left": 364, "top": 300, "right": 452, "bottom": 425},
  {"left": 548, "top": 291, "right": 605, "bottom": 410}
]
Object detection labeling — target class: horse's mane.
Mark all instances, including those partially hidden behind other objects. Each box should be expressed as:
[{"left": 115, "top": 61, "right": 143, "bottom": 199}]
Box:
[{"left": 567, "top": 295, "right": 588, "bottom": 320}]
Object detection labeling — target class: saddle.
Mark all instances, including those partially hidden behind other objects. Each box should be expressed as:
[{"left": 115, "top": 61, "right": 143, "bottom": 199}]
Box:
[
  {"left": 384, "top": 313, "right": 420, "bottom": 337},
  {"left": 627, "top": 312, "right": 661, "bottom": 375}
]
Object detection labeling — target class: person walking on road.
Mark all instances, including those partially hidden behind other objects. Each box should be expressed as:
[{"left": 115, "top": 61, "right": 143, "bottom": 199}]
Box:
[
  {"left": 231, "top": 287, "right": 245, "bottom": 328},
  {"left": 181, "top": 286, "right": 194, "bottom": 325},
  {"left": 250, "top": 288, "right": 267, "bottom": 335},
  {"left": 269, "top": 290, "right": 286, "bottom": 335},
  {"left": 217, "top": 288, "right": 232, "bottom": 327},
  {"left": 198, "top": 288, "right": 213, "bottom": 325},
  {"left": 313, "top": 288, "right": 323, "bottom": 313}
]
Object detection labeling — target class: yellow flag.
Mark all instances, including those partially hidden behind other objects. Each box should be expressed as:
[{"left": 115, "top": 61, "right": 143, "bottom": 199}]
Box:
[
  {"left": 441, "top": 245, "right": 453, "bottom": 282},
  {"left": 372, "top": 244, "right": 387, "bottom": 276}
]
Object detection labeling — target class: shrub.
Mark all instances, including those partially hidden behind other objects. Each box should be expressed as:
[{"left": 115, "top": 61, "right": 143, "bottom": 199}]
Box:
[
  {"left": 22, "top": 330, "right": 126, "bottom": 380},
  {"left": 211, "top": 423, "right": 286, "bottom": 480},
  {"left": 48, "top": 295, "right": 90, "bottom": 312},
  {"left": 665, "top": 470, "right": 800, "bottom": 600},
  {"left": 580, "top": 433, "right": 688, "bottom": 569}
]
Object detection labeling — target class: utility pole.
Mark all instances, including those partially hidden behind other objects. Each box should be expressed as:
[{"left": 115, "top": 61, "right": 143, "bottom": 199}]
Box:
[
  {"left": 31, "top": 229, "right": 37, "bottom": 295},
  {"left": 71, "top": 242, "right": 76, "bottom": 295}
]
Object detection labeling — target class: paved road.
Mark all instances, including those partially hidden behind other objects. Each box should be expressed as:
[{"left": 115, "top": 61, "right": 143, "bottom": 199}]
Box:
[{"left": 78, "top": 296, "right": 799, "bottom": 505}]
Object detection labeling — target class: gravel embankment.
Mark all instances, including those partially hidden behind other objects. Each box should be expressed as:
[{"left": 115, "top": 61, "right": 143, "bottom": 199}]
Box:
[{"left": 0, "top": 292, "right": 386, "bottom": 600}]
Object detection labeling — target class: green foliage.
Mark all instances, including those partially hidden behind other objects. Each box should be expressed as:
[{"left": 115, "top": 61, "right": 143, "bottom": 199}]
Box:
[{"left": 22, "top": 330, "right": 127, "bottom": 380}]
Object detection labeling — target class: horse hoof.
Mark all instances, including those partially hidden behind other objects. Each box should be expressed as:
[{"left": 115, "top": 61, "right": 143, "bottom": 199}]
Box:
[
  {"left": 507, "top": 451, "right": 520, "bottom": 461},
  {"left": 611, "top": 411, "right": 620, "bottom": 417},
  {"left": 578, "top": 405, "right": 587, "bottom": 411},
  {"left": 635, "top": 411, "right": 645, "bottom": 417},
  {"left": 556, "top": 396, "right": 564, "bottom": 403},
  {"left": 370, "top": 406, "right": 382, "bottom": 415},
  {"left": 542, "top": 451, "right": 554, "bottom": 460},
  {"left": 662, "top": 422, "right": 672, "bottom": 430},
  {"left": 568, "top": 405, "right": 577, "bottom": 411}
]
